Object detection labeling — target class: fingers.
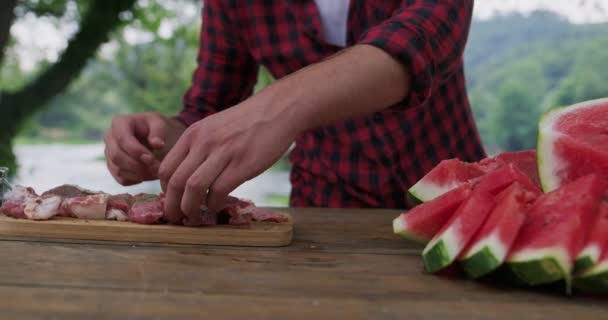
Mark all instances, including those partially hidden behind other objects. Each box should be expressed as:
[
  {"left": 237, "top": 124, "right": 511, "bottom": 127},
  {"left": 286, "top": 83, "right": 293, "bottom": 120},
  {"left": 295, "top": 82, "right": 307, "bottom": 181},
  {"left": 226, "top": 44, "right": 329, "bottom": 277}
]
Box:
[
  {"left": 145, "top": 114, "right": 167, "bottom": 149},
  {"left": 180, "top": 153, "right": 229, "bottom": 219},
  {"left": 112, "top": 117, "right": 154, "bottom": 162},
  {"left": 206, "top": 160, "right": 250, "bottom": 213},
  {"left": 163, "top": 151, "right": 204, "bottom": 224},
  {"left": 105, "top": 159, "right": 141, "bottom": 186},
  {"left": 104, "top": 132, "right": 150, "bottom": 185},
  {"left": 159, "top": 134, "right": 190, "bottom": 192}
]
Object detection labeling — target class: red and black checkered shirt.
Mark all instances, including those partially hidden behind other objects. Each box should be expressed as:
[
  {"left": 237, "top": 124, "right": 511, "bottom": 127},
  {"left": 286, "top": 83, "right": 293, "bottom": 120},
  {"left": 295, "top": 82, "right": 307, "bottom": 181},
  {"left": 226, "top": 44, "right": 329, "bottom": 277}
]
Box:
[{"left": 178, "top": 0, "right": 486, "bottom": 209}]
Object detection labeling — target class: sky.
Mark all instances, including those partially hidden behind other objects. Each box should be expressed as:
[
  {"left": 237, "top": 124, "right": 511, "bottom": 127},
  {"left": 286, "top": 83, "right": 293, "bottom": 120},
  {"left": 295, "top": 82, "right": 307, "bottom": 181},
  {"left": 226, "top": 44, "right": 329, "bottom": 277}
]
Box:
[{"left": 8, "top": 0, "right": 608, "bottom": 71}]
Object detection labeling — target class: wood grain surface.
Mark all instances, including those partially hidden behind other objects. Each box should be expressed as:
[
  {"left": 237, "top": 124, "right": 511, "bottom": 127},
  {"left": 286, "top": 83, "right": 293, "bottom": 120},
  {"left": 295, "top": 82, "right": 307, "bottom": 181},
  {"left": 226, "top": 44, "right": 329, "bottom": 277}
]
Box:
[
  {"left": 0, "top": 212, "right": 293, "bottom": 246},
  {"left": 0, "top": 208, "right": 604, "bottom": 320}
]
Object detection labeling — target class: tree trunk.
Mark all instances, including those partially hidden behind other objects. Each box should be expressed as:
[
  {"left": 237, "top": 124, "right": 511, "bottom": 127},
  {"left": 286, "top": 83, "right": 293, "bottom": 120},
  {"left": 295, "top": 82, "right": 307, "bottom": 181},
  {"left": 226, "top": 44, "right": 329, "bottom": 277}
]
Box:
[
  {"left": 0, "top": 0, "right": 137, "bottom": 175},
  {"left": 0, "top": 0, "right": 17, "bottom": 67}
]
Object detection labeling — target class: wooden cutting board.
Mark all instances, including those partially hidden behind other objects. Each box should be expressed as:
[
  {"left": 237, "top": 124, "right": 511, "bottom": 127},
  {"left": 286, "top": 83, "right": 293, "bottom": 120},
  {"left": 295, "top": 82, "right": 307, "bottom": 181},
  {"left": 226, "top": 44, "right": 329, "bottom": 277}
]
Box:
[{"left": 0, "top": 210, "right": 293, "bottom": 247}]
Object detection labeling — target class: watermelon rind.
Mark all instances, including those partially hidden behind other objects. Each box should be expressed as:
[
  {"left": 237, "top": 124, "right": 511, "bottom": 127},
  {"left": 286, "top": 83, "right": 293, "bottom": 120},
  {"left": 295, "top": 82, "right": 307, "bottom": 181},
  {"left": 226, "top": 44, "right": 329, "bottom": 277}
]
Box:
[
  {"left": 574, "top": 244, "right": 601, "bottom": 273},
  {"left": 422, "top": 227, "right": 460, "bottom": 273},
  {"left": 574, "top": 260, "right": 608, "bottom": 293},
  {"left": 461, "top": 246, "right": 501, "bottom": 279},
  {"left": 406, "top": 190, "right": 423, "bottom": 207},
  {"left": 537, "top": 97, "right": 608, "bottom": 192},
  {"left": 408, "top": 180, "right": 459, "bottom": 204},
  {"left": 392, "top": 216, "right": 428, "bottom": 244},
  {"left": 460, "top": 232, "right": 506, "bottom": 278},
  {"left": 422, "top": 239, "right": 453, "bottom": 273},
  {"left": 507, "top": 247, "right": 571, "bottom": 288}
]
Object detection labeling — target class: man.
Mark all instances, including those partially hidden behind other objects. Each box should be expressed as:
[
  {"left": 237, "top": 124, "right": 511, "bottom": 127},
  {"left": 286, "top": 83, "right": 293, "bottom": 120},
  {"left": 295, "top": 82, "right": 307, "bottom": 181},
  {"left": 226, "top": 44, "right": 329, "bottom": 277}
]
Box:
[{"left": 104, "top": 0, "right": 485, "bottom": 225}]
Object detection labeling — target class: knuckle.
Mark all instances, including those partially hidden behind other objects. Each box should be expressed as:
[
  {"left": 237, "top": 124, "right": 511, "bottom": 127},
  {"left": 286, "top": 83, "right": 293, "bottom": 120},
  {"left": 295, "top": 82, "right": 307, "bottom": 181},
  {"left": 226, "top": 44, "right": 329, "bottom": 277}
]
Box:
[
  {"left": 108, "top": 153, "right": 122, "bottom": 165},
  {"left": 158, "top": 165, "right": 169, "bottom": 180},
  {"left": 167, "top": 178, "right": 184, "bottom": 192},
  {"left": 210, "top": 182, "right": 229, "bottom": 198},
  {"left": 185, "top": 178, "right": 204, "bottom": 193}
]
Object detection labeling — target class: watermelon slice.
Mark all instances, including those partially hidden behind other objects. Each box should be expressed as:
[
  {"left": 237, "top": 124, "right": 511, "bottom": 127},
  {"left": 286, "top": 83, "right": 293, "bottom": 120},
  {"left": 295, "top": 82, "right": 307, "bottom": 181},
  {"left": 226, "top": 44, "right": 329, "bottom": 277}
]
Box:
[
  {"left": 393, "top": 184, "right": 473, "bottom": 244},
  {"left": 506, "top": 174, "right": 605, "bottom": 289},
  {"left": 422, "top": 189, "right": 495, "bottom": 273},
  {"left": 407, "top": 159, "right": 486, "bottom": 205},
  {"left": 459, "top": 182, "right": 539, "bottom": 278},
  {"left": 574, "top": 259, "right": 608, "bottom": 293},
  {"left": 574, "top": 201, "right": 608, "bottom": 272},
  {"left": 395, "top": 164, "right": 539, "bottom": 245},
  {"left": 537, "top": 97, "right": 608, "bottom": 192},
  {"left": 408, "top": 151, "right": 539, "bottom": 204},
  {"left": 574, "top": 239, "right": 608, "bottom": 293},
  {"left": 482, "top": 150, "right": 540, "bottom": 188}
]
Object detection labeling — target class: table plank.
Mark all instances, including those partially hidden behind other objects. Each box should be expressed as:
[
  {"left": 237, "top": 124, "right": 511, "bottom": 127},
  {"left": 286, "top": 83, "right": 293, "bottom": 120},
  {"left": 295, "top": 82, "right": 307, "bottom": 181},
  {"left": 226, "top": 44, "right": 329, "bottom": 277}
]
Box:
[
  {"left": 0, "top": 208, "right": 604, "bottom": 319},
  {"left": 0, "top": 286, "right": 603, "bottom": 320}
]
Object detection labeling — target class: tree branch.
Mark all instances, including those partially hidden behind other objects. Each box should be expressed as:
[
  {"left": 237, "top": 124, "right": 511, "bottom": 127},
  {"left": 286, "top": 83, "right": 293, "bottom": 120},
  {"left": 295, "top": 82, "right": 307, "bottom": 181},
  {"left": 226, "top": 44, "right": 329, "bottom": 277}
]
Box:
[
  {"left": 0, "top": 0, "right": 18, "bottom": 67},
  {"left": 3, "top": 0, "right": 136, "bottom": 122}
]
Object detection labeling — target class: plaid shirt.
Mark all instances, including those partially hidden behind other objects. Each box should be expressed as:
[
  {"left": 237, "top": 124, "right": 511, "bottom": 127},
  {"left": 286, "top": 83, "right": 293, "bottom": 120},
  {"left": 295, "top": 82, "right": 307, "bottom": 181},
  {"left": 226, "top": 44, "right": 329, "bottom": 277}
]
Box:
[{"left": 178, "top": 0, "right": 486, "bottom": 209}]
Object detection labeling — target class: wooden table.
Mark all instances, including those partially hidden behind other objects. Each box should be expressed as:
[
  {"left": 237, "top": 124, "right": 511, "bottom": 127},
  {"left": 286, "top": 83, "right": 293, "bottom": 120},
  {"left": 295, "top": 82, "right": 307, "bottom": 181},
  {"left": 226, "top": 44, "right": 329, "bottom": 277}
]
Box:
[{"left": 0, "top": 208, "right": 604, "bottom": 319}]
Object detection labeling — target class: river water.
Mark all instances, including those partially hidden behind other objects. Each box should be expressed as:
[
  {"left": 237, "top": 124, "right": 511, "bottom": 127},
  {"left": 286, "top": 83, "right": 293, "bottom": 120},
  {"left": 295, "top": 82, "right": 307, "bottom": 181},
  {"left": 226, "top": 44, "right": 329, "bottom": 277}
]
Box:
[{"left": 12, "top": 144, "right": 291, "bottom": 207}]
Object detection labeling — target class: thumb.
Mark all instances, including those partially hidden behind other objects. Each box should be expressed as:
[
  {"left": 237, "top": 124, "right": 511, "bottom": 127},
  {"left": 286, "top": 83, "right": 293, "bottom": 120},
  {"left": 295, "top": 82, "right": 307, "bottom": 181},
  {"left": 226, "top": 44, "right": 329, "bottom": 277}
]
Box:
[{"left": 147, "top": 114, "right": 167, "bottom": 149}]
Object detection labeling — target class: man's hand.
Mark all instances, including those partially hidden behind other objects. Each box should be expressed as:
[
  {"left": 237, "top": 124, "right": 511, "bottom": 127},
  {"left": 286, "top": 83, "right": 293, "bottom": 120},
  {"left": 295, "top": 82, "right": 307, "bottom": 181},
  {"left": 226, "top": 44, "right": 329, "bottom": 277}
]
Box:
[
  {"left": 159, "top": 102, "right": 297, "bottom": 225},
  {"left": 104, "top": 112, "right": 186, "bottom": 186}
]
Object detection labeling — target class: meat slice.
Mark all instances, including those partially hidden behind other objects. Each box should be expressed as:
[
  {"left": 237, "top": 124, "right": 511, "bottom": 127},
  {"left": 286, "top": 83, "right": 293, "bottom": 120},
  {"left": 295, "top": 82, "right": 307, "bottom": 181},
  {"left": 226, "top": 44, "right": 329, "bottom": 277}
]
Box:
[
  {"left": 129, "top": 194, "right": 164, "bottom": 224},
  {"left": 63, "top": 194, "right": 109, "bottom": 220},
  {"left": 42, "top": 184, "right": 108, "bottom": 219},
  {"left": 106, "top": 193, "right": 134, "bottom": 221},
  {"left": 218, "top": 197, "right": 254, "bottom": 225},
  {"left": 1, "top": 185, "right": 62, "bottom": 220},
  {"left": 216, "top": 196, "right": 288, "bottom": 225},
  {"left": 250, "top": 207, "right": 290, "bottom": 223},
  {"left": 1, "top": 186, "right": 38, "bottom": 219},
  {"left": 24, "top": 195, "right": 62, "bottom": 220}
]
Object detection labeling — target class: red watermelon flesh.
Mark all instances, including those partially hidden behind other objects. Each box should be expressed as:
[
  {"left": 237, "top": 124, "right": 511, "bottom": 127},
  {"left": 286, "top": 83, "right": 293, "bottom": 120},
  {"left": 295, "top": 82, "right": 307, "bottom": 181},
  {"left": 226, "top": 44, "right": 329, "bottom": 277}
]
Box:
[
  {"left": 459, "top": 182, "right": 539, "bottom": 278},
  {"left": 408, "top": 151, "right": 540, "bottom": 204},
  {"left": 394, "top": 184, "right": 473, "bottom": 243},
  {"left": 486, "top": 150, "right": 540, "bottom": 188},
  {"left": 575, "top": 201, "right": 608, "bottom": 272},
  {"left": 507, "top": 174, "right": 605, "bottom": 286},
  {"left": 422, "top": 189, "right": 496, "bottom": 273},
  {"left": 537, "top": 98, "right": 608, "bottom": 192},
  {"left": 407, "top": 159, "right": 486, "bottom": 204},
  {"left": 395, "top": 164, "right": 539, "bottom": 245},
  {"left": 475, "top": 164, "right": 541, "bottom": 196}
]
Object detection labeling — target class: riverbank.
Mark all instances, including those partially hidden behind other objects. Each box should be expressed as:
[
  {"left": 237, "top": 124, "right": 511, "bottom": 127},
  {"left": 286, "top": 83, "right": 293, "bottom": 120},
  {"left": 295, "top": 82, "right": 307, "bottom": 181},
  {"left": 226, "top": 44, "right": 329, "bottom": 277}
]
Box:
[{"left": 12, "top": 144, "right": 291, "bottom": 207}]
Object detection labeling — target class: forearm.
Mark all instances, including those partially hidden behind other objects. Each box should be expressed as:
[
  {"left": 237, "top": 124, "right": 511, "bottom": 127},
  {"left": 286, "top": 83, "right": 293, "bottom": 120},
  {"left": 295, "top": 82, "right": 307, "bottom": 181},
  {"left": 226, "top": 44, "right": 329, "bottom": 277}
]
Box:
[{"left": 249, "top": 44, "right": 411, "bottom": 134}]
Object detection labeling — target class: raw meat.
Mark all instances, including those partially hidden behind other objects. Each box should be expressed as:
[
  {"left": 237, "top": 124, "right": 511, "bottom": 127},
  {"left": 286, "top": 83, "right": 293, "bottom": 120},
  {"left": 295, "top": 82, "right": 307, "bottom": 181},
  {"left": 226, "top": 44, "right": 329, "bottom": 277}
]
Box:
[
  {"left": 106, "top": 194, "right": 134, "bottom": 221},
  {"left": 128, "top": 194, "right": 164, "bottom": 225},
  {"left": 2, "top": 184, "right": 288, "bottom": 227},
  {"left": 42, "top": 184, "right": 108, "bottom": 219}
]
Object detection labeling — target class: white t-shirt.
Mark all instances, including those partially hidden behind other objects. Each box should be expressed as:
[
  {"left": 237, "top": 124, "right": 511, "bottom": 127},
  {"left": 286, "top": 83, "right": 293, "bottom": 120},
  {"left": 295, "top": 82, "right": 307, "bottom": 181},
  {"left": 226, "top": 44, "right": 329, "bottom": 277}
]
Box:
[{"left": 314, "top": 0, "right": 350, "bottom": 47}]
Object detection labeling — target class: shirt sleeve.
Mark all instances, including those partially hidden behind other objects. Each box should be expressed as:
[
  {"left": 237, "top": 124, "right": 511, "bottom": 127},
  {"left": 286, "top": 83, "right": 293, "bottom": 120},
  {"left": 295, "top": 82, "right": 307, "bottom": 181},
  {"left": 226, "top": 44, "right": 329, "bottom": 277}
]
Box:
[
  {"left": 358, "top": 0, "right": 473, "bottom": 109},
  {"left": 178, "top": 0, "right": 259, "bottom": 126}
]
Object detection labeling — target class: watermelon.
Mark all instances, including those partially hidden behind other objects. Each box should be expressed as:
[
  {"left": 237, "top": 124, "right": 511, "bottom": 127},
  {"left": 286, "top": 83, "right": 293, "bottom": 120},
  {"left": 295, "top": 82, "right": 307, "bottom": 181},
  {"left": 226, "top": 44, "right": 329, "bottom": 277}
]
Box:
[
  {"left": 407, "top": 159, "right": 486, "bottom": 205},
  {"left": 474, "top": 163, "right": 541, "bottom": 196},
  {"left": 574, "top": 245, "right": 608, "bottom": 293},
  {"left": 459, "top": 182, "right": 539, "bottom": 278},
  {"left": 537, "top": 97, "right": 608, "bottom": 192},
  {"left": 408, "top": 151, "right": 539, "bottom": 204},
  {"left": 422, "top": 189, "right": 495, "bottom": 273},
  {"left": 393, "top": 184, "right": 473, "bottom": 244},
  {"left": 574, "top": 201, "right": 608, "bottom": 272},
  {"left": 506, "top": 174, "right": 605, "bottom": 289},
  {"left": 395, "top": 164, "right": 539, "bottom": 245},
  {"left": 481, "top": 150, "right": 540, "bottom": 188}
]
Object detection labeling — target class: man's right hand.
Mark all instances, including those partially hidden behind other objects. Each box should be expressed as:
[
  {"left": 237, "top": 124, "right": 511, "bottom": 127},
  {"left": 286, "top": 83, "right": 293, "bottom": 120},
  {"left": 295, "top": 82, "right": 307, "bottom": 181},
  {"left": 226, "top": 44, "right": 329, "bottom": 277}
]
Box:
[{"left": 104, "top": 112, "right": 186, "bottom": 186}]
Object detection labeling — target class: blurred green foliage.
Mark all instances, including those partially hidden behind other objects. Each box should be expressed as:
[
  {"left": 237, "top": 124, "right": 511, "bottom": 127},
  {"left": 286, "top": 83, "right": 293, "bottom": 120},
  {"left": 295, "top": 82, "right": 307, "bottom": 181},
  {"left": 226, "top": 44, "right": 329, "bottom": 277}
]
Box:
[{"left": 2, "top": 8, "right": 608, "bottom": 171}]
